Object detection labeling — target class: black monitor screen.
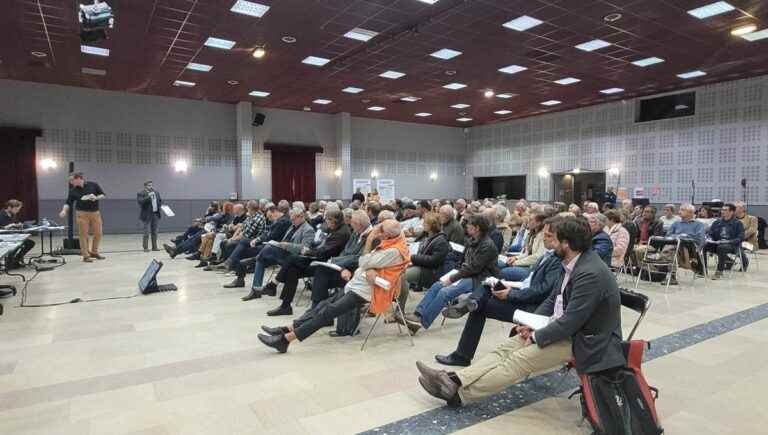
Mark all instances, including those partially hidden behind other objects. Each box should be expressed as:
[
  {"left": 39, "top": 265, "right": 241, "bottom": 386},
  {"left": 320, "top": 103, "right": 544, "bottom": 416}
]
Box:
[{"left": 139, "top": 259, "right": 162, "bottom": 293}]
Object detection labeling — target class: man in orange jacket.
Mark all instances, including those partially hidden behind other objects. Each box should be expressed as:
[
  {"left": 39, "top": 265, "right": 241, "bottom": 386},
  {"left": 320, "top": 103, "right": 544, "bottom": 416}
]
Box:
[{"left": 258, "top": 219, "right": 410, "bottom": 353}]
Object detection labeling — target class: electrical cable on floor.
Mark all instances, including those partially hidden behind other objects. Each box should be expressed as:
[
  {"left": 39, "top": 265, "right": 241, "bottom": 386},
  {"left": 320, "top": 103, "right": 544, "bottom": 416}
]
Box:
[{"left": 18, "top": 265, "right": 140, "bottom": 308}]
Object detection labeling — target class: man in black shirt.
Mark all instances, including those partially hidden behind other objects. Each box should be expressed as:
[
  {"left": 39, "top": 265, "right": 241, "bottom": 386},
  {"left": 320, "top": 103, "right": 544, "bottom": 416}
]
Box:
[
  {"left": 137, "top": 180, "right": 162, "bottom": 252},
  {"left": 0, "top": 199, "right": 36, "bottom": 268},
  {"left": 58, "top": 172, "right": 106, "bottom": 262}
]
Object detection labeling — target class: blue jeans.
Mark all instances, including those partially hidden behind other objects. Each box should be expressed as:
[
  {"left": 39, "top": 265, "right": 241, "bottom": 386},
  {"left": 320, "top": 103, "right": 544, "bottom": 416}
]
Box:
[
  {"left": 500, "top": 266, "right": 529, "bottom": 281},
  {"left": 250, "top": 245, "right": 285, "bottom": 287},
  {"left": 415, "top": 278, "right": 474, "bottom": 329}
]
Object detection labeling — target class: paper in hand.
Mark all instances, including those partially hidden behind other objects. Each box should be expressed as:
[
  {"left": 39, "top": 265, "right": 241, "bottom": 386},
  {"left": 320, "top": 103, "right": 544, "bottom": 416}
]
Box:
[
  {"left": 513, "top": 310, "right": 551, "bottom": 330},
  {"left": 161, "top": 205, "right": 175, "bottom": 217}
]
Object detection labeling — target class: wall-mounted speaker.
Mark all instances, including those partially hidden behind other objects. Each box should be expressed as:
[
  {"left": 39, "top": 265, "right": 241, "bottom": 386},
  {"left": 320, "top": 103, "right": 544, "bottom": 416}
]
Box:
[{"left": 252, "top": 113, "right": 266, "bottom": 126}]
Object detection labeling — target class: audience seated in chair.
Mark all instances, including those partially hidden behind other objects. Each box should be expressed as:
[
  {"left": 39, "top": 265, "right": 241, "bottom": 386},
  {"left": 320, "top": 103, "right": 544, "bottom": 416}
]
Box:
[
  {"left": 704, "top": 203, "right": 745, "bottom": 279},
  {"left": 660, "top": 203, "right": 706, "bottom": 278},
  {"left": 586, "top": 213, "right": 614, "bottom": 266},
  {"left": 659, "top": 204, "right": 681, "bottom": 233},
  {"left": 415, "top": 216, "right": 625, "bottom": 407},
  {"left": 401, "top": 212, "right": 450, "bottom": 308},
  {"left": 633, "top": 206, "right": 665, "bottom": 262},
  {"left": 438, "top": 204, "right": 466, "bottom": 246},
  {"left": 499, "top": 210, "right": 549, "bottom": 281},
  {"left": 436, "top": 216, "right": 566, "bottom": 366},
  {"left": 0, "top": 199, "right": 36, "bottom": 268},
  {"left": 483, "top": 207, "right": 505, "bottom": 253},
  {"left": 192, "top": 203, "right": 246, "bottom": 263},
  {"left": 735, "top": 201, "right": 758, "bottom": 267},
  {"left": 605, "top": 209, "right": 629, "bottom": 270},
  {"left": 164, "top": 218, "right": 205, "bottom": 258},
  {"left": 404, "top": 215, "right": 499, "bottom": 333},
  {"left": 257, "top": 219, "right": 409, "bottom": 353}
]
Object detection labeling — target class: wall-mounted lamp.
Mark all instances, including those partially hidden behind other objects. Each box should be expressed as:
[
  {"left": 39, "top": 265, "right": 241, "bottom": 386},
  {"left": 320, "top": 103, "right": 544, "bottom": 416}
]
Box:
[
  {"left": 572, "top": 167, "right": 581, "bottom": 174},
  {"left": 608, "top": 167, "right": 620, "bottom": 176},
  {"left": 40, "top": 158, "right": 58, "bottom": 170},
  {"left": 370, "top": 170, "right": 379, "bottom": 178},
  {"left": 538, "top": 167, "right": 549, "bottom": 178},
  {"left": 429, "top": 172, "right": 438, "bottom": 181},
  {"left": 174, "top": 160, "right": 189, "bottom": 173},
  {"left": 334, "top": 168, "right": 343, "bottom": 178}
]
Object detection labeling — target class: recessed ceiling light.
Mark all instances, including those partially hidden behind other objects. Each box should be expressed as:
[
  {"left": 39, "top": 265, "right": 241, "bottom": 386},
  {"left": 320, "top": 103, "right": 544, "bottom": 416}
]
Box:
[
  {"left": 540, "top": 100, "right": 562, "bottom": 106},
  {"left": 502, "top": 15, "right": 543, "bottom": 31},
  {"left": 415, "top": 112, "right": 432, "bottom": 117},
  {"left": 430, "top": 48, "right": 462, "bottom": 60},
  {"left": 204, "top": 37, "right": 236, "bottom": 50},
  {"left": 187, "top": 62, "right": 212, "bottom": 72},
  {"left": 230, "top": 0, "right": 270, "bottom": 18},
  {"left": 379, "top": 70, "right": 405, "bottom": 79},
  {"left": 313, "top": 99, "right": 332, "bottom": 105},
  {"left": 742, "top": 29, "right": 768, "bottom": 41},
  {"left": 677, "top": 70, "right": 707, "bottom": 79},
  {"left": 498, "top": 64, "right": 527, "bottom": 74},
  {"left": 731, "top": 24, "right": 757, "bottom": 36},
  {"left": 575, "top": 39, "right": 611, "bottom": 52},
  {"left": 603, "top": 13, "right": 622, "bottom": 22},
  {"left": 687, "top": 1, "right": 735, "bottom": 19},
  {"left": 496, "top": 93, "right": 517, "bottom": 99},
  {"left": 81, "top": 67, "right": 106, "bottom": 76},
  {"left": 484, "top": 90, "right": 495, "bottom": 98},
  {"left": 367, "top": 106, "right": 386, "bottom": 111},
  {"left": 600, "top": 87, "right": 624, "bottom": 94},
  {"left": 174, "top": 80, "right": 196, "bottom": 87},
  {"left": 451, "top": 103, "right": 470, "bottom": 109},
  {"left": 81, "top": 45, "right": 109, "bottom": 56},
  {"left": 249, "top": 90, "right": 270, "bottom": 97},
  {"left": 443, "top": 82, "right": 467, "bottom": 90},
  {"left": 631, "top": 57, "right": 665, "bottom": 67},
  {"left": 31, "top": 51, "right": 47, "bottom": 58},
  {"left": 456, "top": 117, "right": 473, "bottom": 122},
  {"left": 281, "top": 36, "right": 297, "bottom": 44},
  {"left": 417, "top": 0, "right": 439, "bottom": 4},
  {"left": 554, "top": 77, "right": 581, "bottom": 85},
  {"left": 401, "top": 96, "right": 421, "bottom": 102},
  {"left": 344, "top": 27, "right": 378, "bottom": 42},
  {"left": 252, "top": 47, "right": 266, "bottom": 58},
  {"left": 494, "top": 110, "right": 512, "bottom": 115},
  {"left": 342, "top": 86, "right": 364, "bottom": 94},
  {"left": 445, "top": 70, "right": 457, "bottom": 76},
  {"left": 302, "top": 56, "right": 330, "bottom": 66},
  {"left": 227, "top": 80, "right": 240, "bottom": 85}
]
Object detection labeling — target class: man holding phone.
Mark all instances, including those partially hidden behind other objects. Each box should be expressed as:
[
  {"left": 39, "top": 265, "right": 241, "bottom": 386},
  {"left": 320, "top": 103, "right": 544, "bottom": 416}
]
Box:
[{"left": 59, "top": 172, "right": 106, "bottom": 262}]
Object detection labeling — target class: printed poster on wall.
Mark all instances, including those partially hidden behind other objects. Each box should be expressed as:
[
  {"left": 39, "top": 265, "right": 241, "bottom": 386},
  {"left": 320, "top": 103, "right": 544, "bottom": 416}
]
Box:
[
  {"left": 377, "top": 179, "right": 396, "bottom": 202},
  {"left": 633, "top": 187, "right": 645, "bottom": 198},
  {"left": 352, "top": 179, "right": 372, "bottom": 195}
]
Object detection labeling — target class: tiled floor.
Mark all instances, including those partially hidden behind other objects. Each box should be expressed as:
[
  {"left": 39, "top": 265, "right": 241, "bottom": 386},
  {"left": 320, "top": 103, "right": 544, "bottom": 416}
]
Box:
[{"left": 1, "top": 234, "right": 767, "bottom": 435}]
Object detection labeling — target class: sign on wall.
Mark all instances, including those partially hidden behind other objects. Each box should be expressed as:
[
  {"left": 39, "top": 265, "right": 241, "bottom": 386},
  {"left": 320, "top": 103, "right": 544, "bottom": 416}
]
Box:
[
  {"left": 353, "top": 179, "right": 372, "bottom": 195},
  {"left": 377, "top": 179, "right": 396, "bottom": 202}
]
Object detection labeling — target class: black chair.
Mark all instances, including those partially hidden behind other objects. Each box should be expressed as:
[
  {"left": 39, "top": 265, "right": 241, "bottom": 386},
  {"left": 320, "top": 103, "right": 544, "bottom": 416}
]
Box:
[{"left": 620, "top": 288, "right": 651, "bottom": 341}]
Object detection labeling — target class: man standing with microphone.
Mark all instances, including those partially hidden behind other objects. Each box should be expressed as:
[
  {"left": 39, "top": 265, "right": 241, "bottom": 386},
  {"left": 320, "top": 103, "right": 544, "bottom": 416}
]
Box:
[
  {"left": 137, "top": 180, "right": 162, "bottom": 252},
  {"left": 58, "top": 172, "right": 106, "bottom": 262}
]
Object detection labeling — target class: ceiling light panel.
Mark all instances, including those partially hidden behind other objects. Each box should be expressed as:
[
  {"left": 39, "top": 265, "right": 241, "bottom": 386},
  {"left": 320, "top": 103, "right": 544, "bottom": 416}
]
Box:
[
  {"left": 502, "top": 15, "right": 543, "bottom": 31},
  {"left": 631, "top": 57, "right": 665, "bottom": 67},
  {"left": 677, "top": 70, "right": 707, "bottom": 79},
  {"left": 81, "top": 45, "right": 109, "bottom": 56},
  {"left": 367, "top": 106, "right": 386, "bottom": 111},
  {"left": 344, "top": 28, "right": 378, "bottom": 42},
  {"left": 430, "top": 48, "right": 462, "bottom": 60},
  {"left": 443, "top": 82, "right": 467, "bottom": 90},
  {"left": 554, "top": 77, "right": 580, "bottom": 85},
  {"left": 379, "top": 70, "right": 405, "bottom": 79},
  {"left": 249, "top": 90, "right": 270, "bottom": 97},
  {"left": 498, "top": 64, "right": 527, "bottom": 74},
  {"left": 575, "top": 39, "right": 611, "bottom": 52},
  {"left": 456, "top": 117, "right": 472, "bottom": 122},
  {"left": 451, "top": 103, "right": 470, "bottom": 109},
  {"left": 415, "top": 112, "right": 432, "bottom": 117},
  {"left": 313, "top": 99, "right": 332, "bottom": 104},
  {"left": 540, "top": 100, "right": 561, "bottom": 106},
  {"left": 494, "top": 110, "right": 512, "bottom": 115},
  {"left": 600, "top": 87, "right": 624, "bottom": 94},
  {"left": 302, "top": 56, "right": 330, "bottom": 66},
  {"left": 742, "top": 29, "right": 768, "bottom": 41},
  {"left": 204, "top": 37, "right": 236, "bottom": 49},
  {"left": 230, "top": 0, "right": 270, "bottom": 18},
  {"left": 342, "top": 87, "right": 364, "bottom": 94},
  {"left": 81, "top": 67, "right": 106, "bottom": 76},
  {"left": 687, "top": 2, "right": 735, "bottom": 19},
  {"left": 496, "top": 93, "right": 517, "bottom": 99},
  {"left": 186, "top": 62, "right": 212, "bottom": 72},
  {"left": 174, "top": 80, "right": 196, "bottom": 87},
  {"left": 401, "top": 96, "right": 421, "bottom": 102}
]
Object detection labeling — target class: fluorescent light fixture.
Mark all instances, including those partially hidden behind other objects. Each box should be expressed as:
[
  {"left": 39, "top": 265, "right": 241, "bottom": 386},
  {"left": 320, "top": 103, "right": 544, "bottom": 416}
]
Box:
[
  {"left": 344, "top": 28, "right": 378, "bottom": 42},
  {"left": 496, "top": 93, "right": 516, "bottom": 99},
  {"left": 248, "top": 90, "right": 270, "bottom": 97},
  {"left": 600, "top": 87, "right": 624, "bottom": 94},
  {"left": 401, "top": 96, "right": 421, "bottom": 102},
  {"left": 502, "top": 15, "right": 543, "bottom": 31},
  {"left": 443, "top": 82, "right": 467, "bottom": 90},
  {"left": 575, "top": 39, "right": 611, "bottom": 52},
  {"left": 204, "top": 37, "right": 236, "bottom": 49},
  {"left": 677, "top": 70, "right": 707, "bottom": 79},
  {"left": 451, "top": 103, "right": 470, "bottom": 109},
  {"left": 313, "top": 99, "right": 332, "bottom": 105},
  {"left": 417, "top": 0, "right": 439, "bottom": 4},
  {"left": 230, "top": 0, "right": 270, "bottom": 18},
  {"left": 173, "top": 80, "right": 196, "bottom": 87},
  {"left": 732, "top": 24, "right": 757, "bottom": 36},
  {"left": 379, "top": 70, "right": 405, "bottom": 79},
  {"left": 367, "top": 106, "right": 386, "bottom": 111},
  {"left": 415, "top": 112, "right": 432, "bottom": 117},
  {"left": 430, "top": 48, "right": 462, "bottom": 60},
  {"left": 687, "top": 1, "right": 735, "bottom": 19},
  {"left": 494, "top": 110, "right": 512, "bottom": 115},
  {"left": 540, "top": 100, "right": 562, "bottom": 106},
  {"left": 186, "top": 62, "right": 212, "bottom": 72},
  {"left": 80, "top": 45, "right": 109, "bottom": 56},
  {"left": 554, "top": 77, "right": 580, "bottom": 85},
  {"left": 456, "top": 117, "right": 473, "bottom": 122},
  {"left": 342, "top": 86, "right": 364, "bottom": 94},
  {"left": 498, "top": 64, "right": 527, "bottom": 74},
  {"left": 742, "top": 29, "right": 768, "bottom": 41},
  {"left": 81, "top": 67, "right": 106, "bottom": 76},
  {"left": 302, "top": 56, "right": 330, "bottom": 66},
  {"left": 632, "top": 57, "right": 665, "bottom": 67}
]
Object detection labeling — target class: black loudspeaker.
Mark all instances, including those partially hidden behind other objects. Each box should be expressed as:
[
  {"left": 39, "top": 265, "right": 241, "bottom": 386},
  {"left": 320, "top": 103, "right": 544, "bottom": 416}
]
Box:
[
  {"left": 252, "top": 113, "right": 266, "bottom": 126},
  {"left": 741, "top": 178, "right": 747, "bottom": 188}
]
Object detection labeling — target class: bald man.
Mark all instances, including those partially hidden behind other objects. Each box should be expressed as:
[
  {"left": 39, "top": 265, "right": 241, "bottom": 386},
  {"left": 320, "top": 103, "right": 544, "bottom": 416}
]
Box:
[{"left": 258, "top": 219, "right": 407, "bottom": 353}]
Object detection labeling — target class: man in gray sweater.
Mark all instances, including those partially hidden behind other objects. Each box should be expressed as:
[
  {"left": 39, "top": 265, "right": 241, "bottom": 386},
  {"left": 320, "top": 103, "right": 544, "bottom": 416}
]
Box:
[{"left": 258, "top": 219, "right": 406, "bottom": 353}]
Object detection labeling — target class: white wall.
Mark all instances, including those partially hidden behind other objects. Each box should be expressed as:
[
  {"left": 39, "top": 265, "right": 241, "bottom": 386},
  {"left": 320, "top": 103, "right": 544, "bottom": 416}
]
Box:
[{"left": 467, "top": 75, "right": 768, "bottom": 206}]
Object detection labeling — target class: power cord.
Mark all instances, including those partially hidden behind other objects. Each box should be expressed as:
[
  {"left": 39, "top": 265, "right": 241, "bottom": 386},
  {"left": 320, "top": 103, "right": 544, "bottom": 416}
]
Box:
[{"left": 18, "top": 266, "right": 141, "bottom": 308}]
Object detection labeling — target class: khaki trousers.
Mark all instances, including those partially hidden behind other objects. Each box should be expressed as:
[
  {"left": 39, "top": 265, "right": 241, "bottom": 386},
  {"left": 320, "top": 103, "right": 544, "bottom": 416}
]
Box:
[
  {"left": 456, "top": 335, "right": 572, "bottom": 403},
  {"left": 76, "top": 211, "right": 103, "bottom": 258},
  {"left": 199, "top": 233, "right": 216, "bottom": 258}
]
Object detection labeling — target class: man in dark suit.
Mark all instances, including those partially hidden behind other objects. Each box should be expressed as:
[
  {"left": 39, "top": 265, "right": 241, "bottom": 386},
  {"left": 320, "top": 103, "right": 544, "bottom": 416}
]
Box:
[
  {"left": 415, "top": 216, "right": 624, "bottom": 406},
  {"left": 137, "top": 180, "right": 162, "bottom": 252}
]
